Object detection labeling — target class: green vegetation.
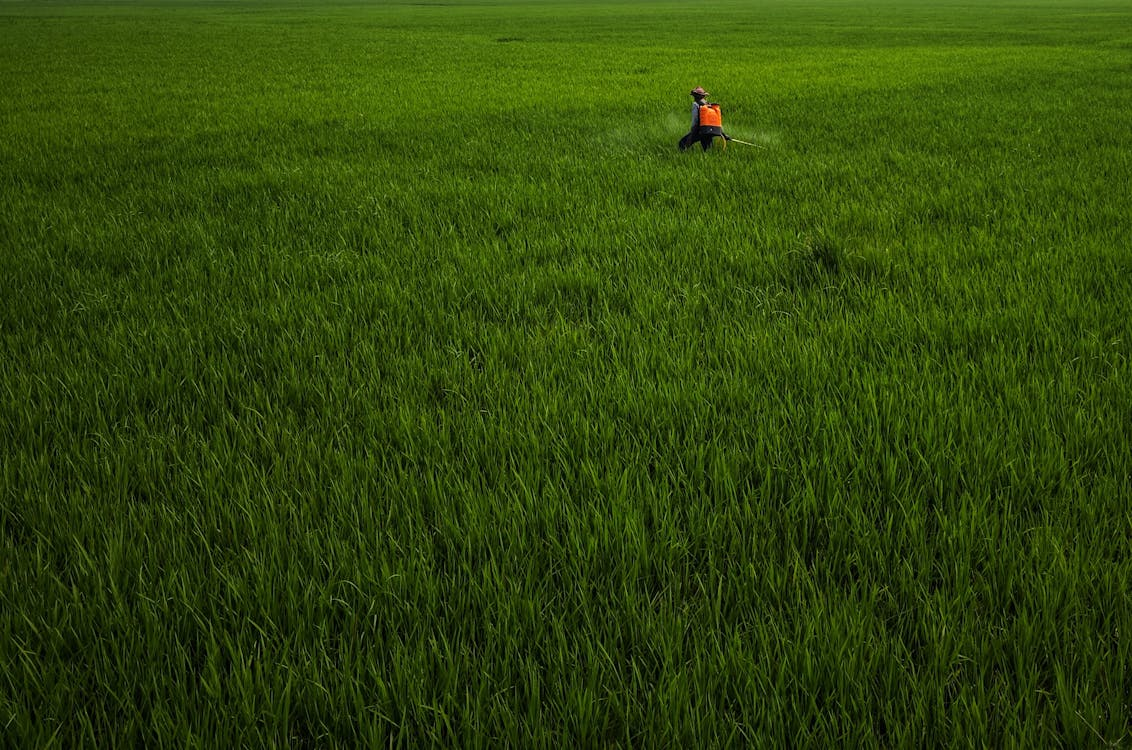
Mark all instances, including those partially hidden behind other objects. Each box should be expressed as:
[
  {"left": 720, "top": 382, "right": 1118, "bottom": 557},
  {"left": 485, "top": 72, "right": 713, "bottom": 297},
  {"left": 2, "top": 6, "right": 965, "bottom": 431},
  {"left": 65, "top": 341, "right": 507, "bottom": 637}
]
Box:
[{"left": 2, "top": 0, "right": 1131, "bottom": 744}]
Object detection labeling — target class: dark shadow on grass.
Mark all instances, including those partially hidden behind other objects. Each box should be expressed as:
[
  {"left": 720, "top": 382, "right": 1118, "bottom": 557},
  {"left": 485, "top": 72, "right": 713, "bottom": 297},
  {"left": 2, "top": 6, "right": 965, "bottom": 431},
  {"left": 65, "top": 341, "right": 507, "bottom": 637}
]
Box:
[{"left": 781, "top": 229, "right": 883, "bottom": 292}]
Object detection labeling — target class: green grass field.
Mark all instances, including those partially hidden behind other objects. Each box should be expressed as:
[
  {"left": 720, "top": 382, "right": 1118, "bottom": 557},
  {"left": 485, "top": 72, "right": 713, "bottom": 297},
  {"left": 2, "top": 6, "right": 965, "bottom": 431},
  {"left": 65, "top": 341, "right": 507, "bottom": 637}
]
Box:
[{"left": 2, "top": 0, "right": 1131, "bottom": 745}]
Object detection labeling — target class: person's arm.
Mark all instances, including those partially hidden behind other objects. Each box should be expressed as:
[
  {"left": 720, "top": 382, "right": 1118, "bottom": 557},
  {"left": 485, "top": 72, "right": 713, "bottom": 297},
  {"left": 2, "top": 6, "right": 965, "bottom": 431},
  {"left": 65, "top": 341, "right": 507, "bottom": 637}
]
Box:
[{"left": 690, "top": 102, "right": 700, "bottom": 130}]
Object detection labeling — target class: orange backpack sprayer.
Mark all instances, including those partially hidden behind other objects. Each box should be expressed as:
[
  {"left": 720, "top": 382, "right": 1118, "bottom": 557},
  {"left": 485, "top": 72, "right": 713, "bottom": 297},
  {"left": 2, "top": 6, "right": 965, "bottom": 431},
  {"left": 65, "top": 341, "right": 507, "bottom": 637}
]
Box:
[
  {"left": 697, "top": 103, "right": 726, "bottom": 147},
  {"left": 698, "top": 103, "right": 723, "bottom": 132}
]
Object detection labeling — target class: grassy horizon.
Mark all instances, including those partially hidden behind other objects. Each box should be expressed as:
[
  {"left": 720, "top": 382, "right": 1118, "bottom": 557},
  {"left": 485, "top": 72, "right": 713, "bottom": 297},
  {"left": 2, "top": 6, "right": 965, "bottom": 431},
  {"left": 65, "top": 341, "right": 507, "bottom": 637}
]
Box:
[{"left": 2, "top": 0, "right": 1131, "bottom": 745}]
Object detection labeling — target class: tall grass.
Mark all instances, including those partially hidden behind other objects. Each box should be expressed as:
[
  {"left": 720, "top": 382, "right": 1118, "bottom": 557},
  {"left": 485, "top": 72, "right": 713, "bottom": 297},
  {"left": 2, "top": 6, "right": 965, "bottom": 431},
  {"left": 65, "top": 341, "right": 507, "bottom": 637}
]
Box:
[{"left": 2, "top": 0, "right": 1131, "bottom": 745}]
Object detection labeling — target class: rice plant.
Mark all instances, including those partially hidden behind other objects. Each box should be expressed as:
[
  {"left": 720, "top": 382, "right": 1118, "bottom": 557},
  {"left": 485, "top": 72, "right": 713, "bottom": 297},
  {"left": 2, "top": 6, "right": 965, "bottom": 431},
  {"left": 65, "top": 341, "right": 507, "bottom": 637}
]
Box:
[{"left": 2, "top": 0, "right": 1131, "bottom": 745}]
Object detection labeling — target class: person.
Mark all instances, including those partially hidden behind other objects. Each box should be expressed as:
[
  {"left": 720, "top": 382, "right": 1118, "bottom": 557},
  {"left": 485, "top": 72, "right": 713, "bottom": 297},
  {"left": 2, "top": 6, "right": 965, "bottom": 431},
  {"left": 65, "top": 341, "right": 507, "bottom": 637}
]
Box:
[{"left": 678, "top": 86, "right": 733, "bottom": 151}]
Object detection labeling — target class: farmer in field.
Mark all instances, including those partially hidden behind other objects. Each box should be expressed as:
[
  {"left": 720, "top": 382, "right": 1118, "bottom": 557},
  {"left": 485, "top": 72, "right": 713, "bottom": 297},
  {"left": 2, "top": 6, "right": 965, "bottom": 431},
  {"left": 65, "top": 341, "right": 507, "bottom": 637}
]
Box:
[{"left": 679, "top": 86, "right": 733, "bottom": 151}]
